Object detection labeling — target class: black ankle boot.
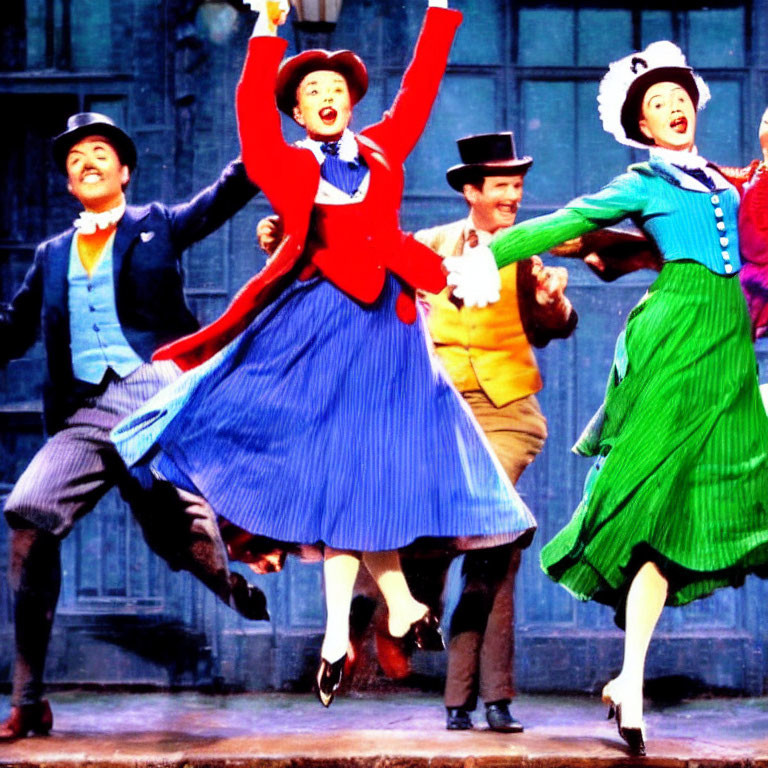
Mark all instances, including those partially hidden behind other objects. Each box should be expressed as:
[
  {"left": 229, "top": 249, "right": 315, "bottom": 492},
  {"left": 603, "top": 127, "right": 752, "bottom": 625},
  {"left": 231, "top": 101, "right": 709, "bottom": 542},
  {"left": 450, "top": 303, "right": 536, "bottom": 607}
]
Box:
[{"left": 228, "top": 572, "right": 269, "bottom": 621}]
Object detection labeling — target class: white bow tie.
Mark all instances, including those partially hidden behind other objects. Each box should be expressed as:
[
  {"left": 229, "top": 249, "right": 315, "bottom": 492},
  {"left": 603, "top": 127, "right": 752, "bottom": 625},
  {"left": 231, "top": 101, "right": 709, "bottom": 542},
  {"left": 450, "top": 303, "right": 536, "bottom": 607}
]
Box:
[{"left": 73, "top": 202, "right": 126, "bottom": 235}]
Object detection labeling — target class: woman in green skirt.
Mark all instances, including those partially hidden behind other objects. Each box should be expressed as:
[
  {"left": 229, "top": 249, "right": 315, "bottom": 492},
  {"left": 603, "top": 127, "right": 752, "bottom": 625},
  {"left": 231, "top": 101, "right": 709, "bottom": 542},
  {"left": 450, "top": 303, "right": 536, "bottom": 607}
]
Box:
[{"left": 447, "top": 41, "right": 768, "bottom": 755}]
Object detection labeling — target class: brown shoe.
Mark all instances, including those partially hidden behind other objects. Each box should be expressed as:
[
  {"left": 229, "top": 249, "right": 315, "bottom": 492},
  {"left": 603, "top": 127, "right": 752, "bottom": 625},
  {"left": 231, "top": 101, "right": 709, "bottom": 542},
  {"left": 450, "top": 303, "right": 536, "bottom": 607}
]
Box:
[{"left": 0, "top": 699, "right": 53, "bottom": 740}]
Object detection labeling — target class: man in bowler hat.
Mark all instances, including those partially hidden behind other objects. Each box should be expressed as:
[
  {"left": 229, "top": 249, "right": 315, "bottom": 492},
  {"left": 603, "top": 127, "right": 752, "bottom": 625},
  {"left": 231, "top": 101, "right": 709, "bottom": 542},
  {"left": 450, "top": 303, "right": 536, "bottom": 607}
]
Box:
[
  {"left": 0, "top": 112, "right": 264, "bottom": 739},
  {"left": 402, "top": 132, "right": 577, "bottom": 732}
]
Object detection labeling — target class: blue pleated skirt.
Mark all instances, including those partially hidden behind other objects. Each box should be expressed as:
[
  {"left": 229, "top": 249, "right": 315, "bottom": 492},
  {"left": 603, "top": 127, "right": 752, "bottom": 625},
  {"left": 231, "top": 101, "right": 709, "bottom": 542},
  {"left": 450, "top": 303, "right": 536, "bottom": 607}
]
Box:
[{"left": 112, "top": 275, "right": 536, "bottom": 552}]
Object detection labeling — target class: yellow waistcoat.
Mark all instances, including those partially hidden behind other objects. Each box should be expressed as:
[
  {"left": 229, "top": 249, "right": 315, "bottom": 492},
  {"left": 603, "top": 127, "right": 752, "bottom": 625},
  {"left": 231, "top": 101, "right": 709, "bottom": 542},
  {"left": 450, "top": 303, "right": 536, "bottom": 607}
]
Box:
[{"left": 416, "top": 219, "right": 542, "bottom": 407}]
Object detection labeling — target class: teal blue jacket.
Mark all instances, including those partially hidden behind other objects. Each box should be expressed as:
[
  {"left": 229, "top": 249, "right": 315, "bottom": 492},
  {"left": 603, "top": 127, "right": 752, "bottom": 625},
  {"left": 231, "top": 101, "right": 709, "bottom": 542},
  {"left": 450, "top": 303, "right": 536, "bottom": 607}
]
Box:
[{"left": 491, "top": 159, "right": 741, "bottom": 277}]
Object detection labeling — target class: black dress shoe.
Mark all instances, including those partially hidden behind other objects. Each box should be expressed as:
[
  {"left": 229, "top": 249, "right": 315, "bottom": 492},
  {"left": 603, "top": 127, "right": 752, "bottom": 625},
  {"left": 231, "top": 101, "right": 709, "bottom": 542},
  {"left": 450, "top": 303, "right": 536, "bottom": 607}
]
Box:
[
  {"left": 229, "top": 572, "right": 269, "bottom": 621},
  {"left": 485, "top": 701, "right": 524, "bottom": 733},
  {"left": 316, "top": 655, "right": 346, "bottom": 708},
  {"left": 446, "top": 707, "right": 472, "bottom": 730}
]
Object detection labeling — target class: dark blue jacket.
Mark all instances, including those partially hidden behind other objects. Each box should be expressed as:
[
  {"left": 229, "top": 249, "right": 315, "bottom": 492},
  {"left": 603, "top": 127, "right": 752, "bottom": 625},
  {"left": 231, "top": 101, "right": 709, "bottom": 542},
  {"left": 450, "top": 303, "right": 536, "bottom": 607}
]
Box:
[{"left": 0, "top": 160, "right": 259, "bottom": 434}]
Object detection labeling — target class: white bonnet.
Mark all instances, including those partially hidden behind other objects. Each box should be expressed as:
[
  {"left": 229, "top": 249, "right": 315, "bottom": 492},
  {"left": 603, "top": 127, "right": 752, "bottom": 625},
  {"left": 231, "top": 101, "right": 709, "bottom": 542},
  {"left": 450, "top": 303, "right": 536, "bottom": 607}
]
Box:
[{"left": 597, "top": 41, "right": 711, "bottom": 149}]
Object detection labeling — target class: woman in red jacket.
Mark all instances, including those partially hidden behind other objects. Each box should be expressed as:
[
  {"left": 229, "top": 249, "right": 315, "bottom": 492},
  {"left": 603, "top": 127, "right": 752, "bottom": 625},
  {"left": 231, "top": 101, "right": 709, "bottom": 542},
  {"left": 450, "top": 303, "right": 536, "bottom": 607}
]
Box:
[{"left": 113, "top": 0, "right": 536, "bottom": 707}]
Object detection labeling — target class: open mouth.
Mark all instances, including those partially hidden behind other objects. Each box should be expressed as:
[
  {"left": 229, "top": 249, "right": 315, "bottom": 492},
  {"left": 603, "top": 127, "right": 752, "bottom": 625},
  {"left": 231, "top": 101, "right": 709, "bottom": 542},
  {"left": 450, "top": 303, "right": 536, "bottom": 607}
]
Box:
[
  {"left": 319, "top": 107, "right": 337, "bottom": 124},
  {"left": 670, "top": 116, "right": 688, "bottom": 133},
  {"left": 81, "top": 172, "right": 103, "bottom": 183}
]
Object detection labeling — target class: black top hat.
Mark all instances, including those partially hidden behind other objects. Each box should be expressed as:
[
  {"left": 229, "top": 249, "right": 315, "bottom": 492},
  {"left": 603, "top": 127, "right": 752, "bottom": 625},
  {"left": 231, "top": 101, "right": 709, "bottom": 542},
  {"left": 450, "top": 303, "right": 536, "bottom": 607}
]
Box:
[
  {"left": 275, "top": 49, "right": 368, "bottom": 117},
  {"left": 52, "top": 112, "right": 137, "bottom": 174},
  {"left": 446, "top": 132, "right": 533, "bottom": 191}
]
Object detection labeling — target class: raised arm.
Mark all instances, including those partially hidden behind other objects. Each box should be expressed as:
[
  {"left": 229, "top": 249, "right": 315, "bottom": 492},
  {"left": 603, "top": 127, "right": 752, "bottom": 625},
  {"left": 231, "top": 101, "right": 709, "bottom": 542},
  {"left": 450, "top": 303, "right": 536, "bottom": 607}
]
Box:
[
  {"left": 363, "top": 2, "right": 462, "bottom": 163},
  {"left": 168, "top": 160, "right": 260, "bottom": 251},
  {"left": 235, "top": 9, "right": 318, "bottom": 223}
]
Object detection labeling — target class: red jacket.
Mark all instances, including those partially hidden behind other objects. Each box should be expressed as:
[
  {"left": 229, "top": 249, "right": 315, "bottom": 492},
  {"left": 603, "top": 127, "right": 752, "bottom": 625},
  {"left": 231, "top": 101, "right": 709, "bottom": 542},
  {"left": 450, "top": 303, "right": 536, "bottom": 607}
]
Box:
[
  {"left": 155, "top": 7, "right": 462, "bottom": 370},
  {"left": 720, "top": 161, "right": 768, "bottom": 339}
]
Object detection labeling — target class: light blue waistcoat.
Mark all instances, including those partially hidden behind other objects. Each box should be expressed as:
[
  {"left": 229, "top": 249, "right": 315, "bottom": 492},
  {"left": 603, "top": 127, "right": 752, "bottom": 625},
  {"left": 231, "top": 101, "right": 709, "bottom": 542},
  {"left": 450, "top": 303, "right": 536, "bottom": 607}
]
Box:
[{"left": 68, "top": 234, "right": 143, "bottom": 384}]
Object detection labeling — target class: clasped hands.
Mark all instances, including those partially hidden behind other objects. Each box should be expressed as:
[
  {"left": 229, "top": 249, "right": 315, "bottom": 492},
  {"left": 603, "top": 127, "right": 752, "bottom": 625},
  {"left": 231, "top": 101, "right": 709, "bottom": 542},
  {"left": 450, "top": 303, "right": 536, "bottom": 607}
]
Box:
[{"left": 444, "top": 245, "right": 501, "bottom": 308}]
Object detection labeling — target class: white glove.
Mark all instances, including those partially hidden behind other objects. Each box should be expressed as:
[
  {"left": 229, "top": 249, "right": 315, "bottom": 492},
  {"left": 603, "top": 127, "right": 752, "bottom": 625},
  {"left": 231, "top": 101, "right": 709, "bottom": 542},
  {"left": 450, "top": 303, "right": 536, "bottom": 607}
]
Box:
[
  {"left": 444, "top": 244, "right": 501, "bottom": 308},
  {"left": 246, "top": 0, "right": 290, "bottom": 36}
]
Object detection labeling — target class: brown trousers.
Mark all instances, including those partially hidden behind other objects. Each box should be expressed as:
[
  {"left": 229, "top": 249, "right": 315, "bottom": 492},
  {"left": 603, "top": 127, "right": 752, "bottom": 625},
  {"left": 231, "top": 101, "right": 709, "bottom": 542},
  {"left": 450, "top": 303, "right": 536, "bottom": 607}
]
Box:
[{"left": 443, "top": 391, "right": 546, "bottom": 709}]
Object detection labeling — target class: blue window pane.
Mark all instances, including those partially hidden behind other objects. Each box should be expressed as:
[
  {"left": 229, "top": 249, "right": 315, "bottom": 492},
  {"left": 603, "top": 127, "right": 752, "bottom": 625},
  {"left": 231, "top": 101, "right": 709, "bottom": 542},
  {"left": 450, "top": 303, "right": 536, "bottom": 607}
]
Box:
[
  {"left": 25, "top": 0, "right": 46, "bottom": 69},
  {"left": 71, "top": 0, "right": 113, "bottom": 71},
  {"left": 85, "top": 100, "right": 126, "bottom": 127},
  {"left": 405, "top": 73, "right": 498, "bottom": 196},
  {"left": 577, "top": 10, "right": 632, "bottom": 67},
  {"left": 521, "top": 80, "right": 576, "bottom": 207},
  {"left": 518, "top": 8, "right": 575, "bottom": 67},
  {"left": 641, "top": 10, "right": 674, "bottom": 49},
  {"left": 449, "top": 0, "right": 504, "bottom": 65},
  {"left": 576, "top": 81, "right": 633, "bottom": 196},
  {"left": 696, "top": 79, "right": 744, "bottom": 166},
  {"left": 689, "top": 9, "right": 745, "bottom": 69}
]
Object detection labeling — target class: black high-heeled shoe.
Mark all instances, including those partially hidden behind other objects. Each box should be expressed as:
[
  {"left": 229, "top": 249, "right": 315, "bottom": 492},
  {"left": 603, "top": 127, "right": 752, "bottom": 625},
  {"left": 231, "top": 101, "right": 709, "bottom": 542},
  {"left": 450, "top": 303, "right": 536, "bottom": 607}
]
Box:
[
  {"left": 315, "top": 655, "right": 346, "bottom": 708},
  {"left": 400, "top": 610, "right": 444, "bottom": 652},
  {"left": 606, "top": 701, "right": 646, "bottom": 756}
]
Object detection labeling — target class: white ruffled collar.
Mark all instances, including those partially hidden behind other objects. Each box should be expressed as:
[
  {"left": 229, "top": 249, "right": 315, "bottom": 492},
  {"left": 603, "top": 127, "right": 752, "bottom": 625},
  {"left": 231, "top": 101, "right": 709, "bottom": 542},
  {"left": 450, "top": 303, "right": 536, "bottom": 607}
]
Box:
[
  {"left": 649, "top": 146, "right": 708, "bottom": 170},
  {"left": 73, "top": 201, "right": 126, "bottom": 235},
  {"left": 296, "top": 128, "right": 359, "bottom": 164}
]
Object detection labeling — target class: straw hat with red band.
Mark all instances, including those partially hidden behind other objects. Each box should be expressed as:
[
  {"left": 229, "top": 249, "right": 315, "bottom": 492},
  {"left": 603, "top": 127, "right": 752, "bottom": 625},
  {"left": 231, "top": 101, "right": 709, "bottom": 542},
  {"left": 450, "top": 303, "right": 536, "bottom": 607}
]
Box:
[{"left": 275, "top": 49, "right": 368, "bottom": 117}]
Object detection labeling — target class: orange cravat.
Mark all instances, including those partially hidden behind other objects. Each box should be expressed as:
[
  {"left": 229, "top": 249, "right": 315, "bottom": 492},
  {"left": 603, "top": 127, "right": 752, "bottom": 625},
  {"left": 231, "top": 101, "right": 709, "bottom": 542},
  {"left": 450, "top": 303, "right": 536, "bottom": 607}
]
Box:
[{"left": 76, "top": 226, "right": 116, "bottom": 277}]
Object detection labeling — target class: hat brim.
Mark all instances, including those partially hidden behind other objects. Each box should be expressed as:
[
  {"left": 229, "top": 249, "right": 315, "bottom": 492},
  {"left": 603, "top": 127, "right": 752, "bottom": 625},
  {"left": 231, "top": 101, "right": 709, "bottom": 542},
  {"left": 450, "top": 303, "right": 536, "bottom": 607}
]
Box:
[
  {"left": 276, "top": 49, "right": 368, "bottom": 117},
  {"left": 446, "top": 158, "right": 533, "bottom": 191},
  {"left": 53, "top": 122, "right": 137, "bottom": 174},
  {"left": 620, "top": 66, "right": 699, "bottom": 146}
]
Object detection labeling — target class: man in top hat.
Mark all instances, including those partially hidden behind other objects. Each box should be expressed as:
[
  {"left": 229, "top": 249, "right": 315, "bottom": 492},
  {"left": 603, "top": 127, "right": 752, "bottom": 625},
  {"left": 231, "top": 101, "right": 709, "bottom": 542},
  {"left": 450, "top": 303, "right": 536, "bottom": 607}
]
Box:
[
  {"left": 0, "top": 112, "right": 264, "bottom": 739},
  {"left": 405, "top": 132, "right": 577, "bottom": 732}
]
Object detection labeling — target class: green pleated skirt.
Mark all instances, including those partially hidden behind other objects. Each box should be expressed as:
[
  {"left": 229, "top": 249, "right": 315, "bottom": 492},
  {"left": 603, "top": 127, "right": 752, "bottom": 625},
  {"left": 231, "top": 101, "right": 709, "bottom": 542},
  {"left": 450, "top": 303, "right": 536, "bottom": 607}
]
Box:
[{"left": 541, "top": 262, "right": 768, "bottom": 621}]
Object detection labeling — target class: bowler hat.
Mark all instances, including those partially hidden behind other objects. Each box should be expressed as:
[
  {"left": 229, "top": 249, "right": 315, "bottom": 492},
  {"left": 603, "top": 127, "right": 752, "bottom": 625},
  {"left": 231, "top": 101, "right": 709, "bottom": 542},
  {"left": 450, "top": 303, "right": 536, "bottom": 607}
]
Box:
[
  {"left": 275, "top": 49, "right": 368, "bottom": 117},
  {"left": 52, "top": 112, "right": 137, "bottom": 174},
  {"left": 446, "top": 132, "right": 532, "bottom": 191}
]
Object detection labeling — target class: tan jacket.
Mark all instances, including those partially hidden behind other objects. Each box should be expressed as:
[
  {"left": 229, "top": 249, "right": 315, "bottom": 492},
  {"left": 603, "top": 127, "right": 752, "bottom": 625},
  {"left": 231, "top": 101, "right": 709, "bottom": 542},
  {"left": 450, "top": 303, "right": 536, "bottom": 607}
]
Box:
[{"left": 416, "top": 219, "right": 577, "bottom": 407}]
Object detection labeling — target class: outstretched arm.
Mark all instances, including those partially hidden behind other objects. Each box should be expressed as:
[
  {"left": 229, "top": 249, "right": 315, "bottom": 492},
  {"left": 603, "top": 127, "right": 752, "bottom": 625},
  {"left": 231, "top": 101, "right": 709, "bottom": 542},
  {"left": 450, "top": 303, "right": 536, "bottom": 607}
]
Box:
[
  {"left": 446, "top": 171, "right": 649, "bottom": 307},
  {"left": 363, "top": 2, "right": 462, "bottom": 163},
  {"left": 491, "top": 170, "right": 649, "bottom": 269}
]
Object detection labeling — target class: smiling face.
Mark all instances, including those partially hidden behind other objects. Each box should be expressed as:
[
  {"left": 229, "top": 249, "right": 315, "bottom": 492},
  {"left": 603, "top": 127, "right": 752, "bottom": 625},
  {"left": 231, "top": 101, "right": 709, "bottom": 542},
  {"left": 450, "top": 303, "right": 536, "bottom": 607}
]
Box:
[
  {"left": 760, "top": 106, "right": 768, "bottom": 162},
  {"left": 464, "top": 174, "right": 525, "bottom": 234},
  {"left": 638, "top": 81, "right": 697, "bottom": 152},
  {"left": 65, "top": 136, "right": 129, "bottom": 212},
  {"left": 292, "top": 69, "right": 353, "bottom": 142}
]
